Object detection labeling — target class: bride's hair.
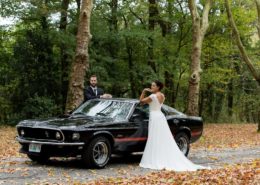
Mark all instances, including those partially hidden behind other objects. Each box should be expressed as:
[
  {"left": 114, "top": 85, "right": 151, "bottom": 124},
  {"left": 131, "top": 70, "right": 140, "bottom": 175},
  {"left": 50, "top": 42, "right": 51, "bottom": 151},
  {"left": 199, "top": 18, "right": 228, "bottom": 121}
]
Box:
[{"left": 154, "top": 80, "right": 164, "bottom": 90}]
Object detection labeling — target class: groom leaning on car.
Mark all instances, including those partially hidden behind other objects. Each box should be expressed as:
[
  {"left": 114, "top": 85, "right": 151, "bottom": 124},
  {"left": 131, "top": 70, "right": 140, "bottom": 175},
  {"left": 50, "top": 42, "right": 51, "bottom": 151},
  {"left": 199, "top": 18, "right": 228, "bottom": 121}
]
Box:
[{"left": 84, "top": 75, "right": 112, "bottom": 102}]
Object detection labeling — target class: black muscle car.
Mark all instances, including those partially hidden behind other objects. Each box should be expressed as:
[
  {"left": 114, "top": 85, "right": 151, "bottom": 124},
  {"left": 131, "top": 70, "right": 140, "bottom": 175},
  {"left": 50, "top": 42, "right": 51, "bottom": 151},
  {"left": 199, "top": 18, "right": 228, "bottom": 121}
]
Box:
[{"left": 16, "top": 98, "right": 203, "bottom": 168}]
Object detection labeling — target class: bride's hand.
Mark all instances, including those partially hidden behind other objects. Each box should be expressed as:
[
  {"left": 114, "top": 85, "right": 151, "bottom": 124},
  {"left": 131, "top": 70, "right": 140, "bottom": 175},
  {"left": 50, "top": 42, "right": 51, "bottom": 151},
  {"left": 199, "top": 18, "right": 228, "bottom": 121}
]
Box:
[{"left": 143, "top": 88, "right": 152, "bottom": 92}]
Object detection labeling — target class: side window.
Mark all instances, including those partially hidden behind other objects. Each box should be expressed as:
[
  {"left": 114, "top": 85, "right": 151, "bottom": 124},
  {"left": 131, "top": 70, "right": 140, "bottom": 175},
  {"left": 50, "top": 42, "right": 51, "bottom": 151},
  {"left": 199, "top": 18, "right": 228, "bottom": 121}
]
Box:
[
  {"left": 133, "top": 104, "right": 149, "bottom": 119},
  {"left": 161, "top": 107, "right": 168, "bottom": 116},
  {"left": 162, "top": 105, "right": 184, "bottom": 116}
]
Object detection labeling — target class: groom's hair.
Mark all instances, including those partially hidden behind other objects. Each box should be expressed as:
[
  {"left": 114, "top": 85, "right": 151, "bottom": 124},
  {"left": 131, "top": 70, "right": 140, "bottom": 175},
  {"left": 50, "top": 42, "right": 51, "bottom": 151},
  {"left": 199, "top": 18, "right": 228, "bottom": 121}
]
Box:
[
  {"left": 154, "top": 80, "right": 164, "bottom": 90},
  {"left": 90, "top": 75, "right": 97, "bottom": 78}
]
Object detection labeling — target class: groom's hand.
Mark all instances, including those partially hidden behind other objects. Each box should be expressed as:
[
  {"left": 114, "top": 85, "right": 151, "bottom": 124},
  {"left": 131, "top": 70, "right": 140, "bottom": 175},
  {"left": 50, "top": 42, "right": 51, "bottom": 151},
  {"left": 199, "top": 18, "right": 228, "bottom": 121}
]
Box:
[{"left": 101, "top": 94, "right": 112, "bottom": 98}]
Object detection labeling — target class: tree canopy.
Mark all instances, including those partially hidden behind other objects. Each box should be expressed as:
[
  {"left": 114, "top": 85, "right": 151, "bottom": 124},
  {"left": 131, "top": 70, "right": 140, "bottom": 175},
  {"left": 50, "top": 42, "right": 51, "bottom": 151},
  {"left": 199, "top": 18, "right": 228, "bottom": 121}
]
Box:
[{"left": 0, "top": 0, "right": 259, "bottom": 126}]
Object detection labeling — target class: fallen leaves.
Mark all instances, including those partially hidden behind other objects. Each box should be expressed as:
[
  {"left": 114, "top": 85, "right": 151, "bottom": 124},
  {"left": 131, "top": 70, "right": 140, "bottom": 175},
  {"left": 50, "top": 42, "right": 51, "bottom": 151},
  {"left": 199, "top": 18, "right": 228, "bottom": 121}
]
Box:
[
  {"left": 0, "top": 165, "right": 29, "bottom": 175},
  {"left": 82, "top": 124, "right": 260, "bottom": 185},
  {"left": 0, "top": 126, "right": 23, "bottom": 159},
  {"left": 86, "top": 159, "right": 260, "bottom": 185},
  {"left": 192, "top": 124, "right": 260, "bottom": 150},
  {"left": 1, "top": 124, "right": 259, "bottom": 160},
  {"left": 0, "top": 124, "right": 259, "bottom": 184}
]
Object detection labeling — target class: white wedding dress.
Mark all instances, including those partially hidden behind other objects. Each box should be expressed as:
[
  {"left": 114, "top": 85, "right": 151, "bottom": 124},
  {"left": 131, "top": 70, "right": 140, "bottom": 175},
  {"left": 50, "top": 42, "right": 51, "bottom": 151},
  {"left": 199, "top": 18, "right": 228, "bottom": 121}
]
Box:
[{"left": 139, "top": 94, "right": 209, "bottom": 171}]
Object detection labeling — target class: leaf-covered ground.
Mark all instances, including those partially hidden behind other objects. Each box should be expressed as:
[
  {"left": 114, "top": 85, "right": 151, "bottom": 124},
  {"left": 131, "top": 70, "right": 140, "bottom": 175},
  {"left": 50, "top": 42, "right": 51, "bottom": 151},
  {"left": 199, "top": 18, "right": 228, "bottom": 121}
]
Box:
[
  {"left": 0, "top": 126, "right": 22, "bottom": 159},
  {"left": 0, "top": 124, "right": 259, "bottom": 185},
  {"left": 86, "top": 160, "right": 260, "bottom": 185},
  {"left": 192, "top": 124, "right": 260, "bottom": 150},
  {"left": 86, "top": 124, "right": 260, "bottom": 185}
]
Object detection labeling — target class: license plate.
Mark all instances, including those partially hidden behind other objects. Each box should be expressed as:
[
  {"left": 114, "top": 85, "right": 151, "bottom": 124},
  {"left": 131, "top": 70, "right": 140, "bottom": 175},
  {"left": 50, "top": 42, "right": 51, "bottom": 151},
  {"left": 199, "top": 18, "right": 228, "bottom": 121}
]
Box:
[{"left": 29, "top": 143, "right": 41, "bottom": 153}]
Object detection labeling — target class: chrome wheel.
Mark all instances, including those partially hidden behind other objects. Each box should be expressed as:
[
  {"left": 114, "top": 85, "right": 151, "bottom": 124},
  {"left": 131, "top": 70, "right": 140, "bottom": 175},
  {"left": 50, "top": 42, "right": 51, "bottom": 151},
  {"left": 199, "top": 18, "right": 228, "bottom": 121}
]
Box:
[
  {"left": 93, "top": 141, "right": 109, "bottom": 165},
  {"left": 177, "top": 137, "right": 188, "bottom": 155},
  {"left": 82, "top": 136, "right": 111, "bottom": 168},
  {"left": 175, "top": 132, "right": 190, "bottom": 156}
]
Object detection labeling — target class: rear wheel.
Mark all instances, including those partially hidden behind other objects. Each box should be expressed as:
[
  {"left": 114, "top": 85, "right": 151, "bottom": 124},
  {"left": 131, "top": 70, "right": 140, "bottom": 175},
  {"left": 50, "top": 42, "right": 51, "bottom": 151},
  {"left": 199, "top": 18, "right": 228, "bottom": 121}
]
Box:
[
  {"left": 27, "top": 154, "right": 49, "bottom": 163},
  {"left": 175, "top": 132, "right": 190, "bottom": 156},
  {"left": 82, "top": 136, "right": 111, "bottom": 168}
]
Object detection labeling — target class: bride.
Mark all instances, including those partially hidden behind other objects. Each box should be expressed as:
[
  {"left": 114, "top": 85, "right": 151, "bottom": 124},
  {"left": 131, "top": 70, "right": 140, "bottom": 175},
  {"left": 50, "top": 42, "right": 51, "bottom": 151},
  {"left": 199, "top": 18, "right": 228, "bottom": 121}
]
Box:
[{"left": 139, "top": 80, "right": 209, "bottom": 171}]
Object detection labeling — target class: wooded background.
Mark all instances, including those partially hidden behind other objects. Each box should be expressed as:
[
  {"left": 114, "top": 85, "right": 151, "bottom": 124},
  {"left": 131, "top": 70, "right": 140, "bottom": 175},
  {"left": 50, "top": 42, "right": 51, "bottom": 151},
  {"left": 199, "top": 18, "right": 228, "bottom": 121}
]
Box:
[{"left": 0, "top": 0, "right": 259, "bottom": 127}]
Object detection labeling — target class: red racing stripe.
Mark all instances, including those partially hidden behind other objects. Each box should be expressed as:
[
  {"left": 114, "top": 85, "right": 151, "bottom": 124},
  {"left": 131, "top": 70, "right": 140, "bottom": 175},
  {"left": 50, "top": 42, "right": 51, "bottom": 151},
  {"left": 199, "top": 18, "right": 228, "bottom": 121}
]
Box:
[{"left": 115, "top": 137, "right": 147, "bottom": 142}]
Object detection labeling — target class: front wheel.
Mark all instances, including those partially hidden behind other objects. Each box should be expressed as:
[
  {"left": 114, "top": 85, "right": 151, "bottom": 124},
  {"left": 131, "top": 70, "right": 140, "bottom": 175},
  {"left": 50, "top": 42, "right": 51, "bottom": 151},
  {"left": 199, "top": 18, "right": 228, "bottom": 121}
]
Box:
[
  {"left": 82, "top": 136, "right": 111, "bottom": 168},
  {"left": 175, "top": 132, "right": 190, "bottom": 156}
]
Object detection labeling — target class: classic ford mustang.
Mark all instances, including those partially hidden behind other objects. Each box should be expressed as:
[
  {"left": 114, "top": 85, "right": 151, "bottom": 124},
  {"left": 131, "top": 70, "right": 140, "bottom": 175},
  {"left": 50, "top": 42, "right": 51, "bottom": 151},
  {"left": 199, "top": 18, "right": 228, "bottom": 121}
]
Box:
[{"left": 16, "top": 98, "right": 203, "bottom": 168}]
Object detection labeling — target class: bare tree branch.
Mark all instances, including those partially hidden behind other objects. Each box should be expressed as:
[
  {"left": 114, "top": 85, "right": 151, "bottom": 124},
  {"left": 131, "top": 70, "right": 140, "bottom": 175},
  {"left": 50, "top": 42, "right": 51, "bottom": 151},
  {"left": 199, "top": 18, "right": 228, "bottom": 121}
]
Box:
[
  {"left": 255, "top": 0, "right": 260, "bottom": 39},
  {"left": 201, "top": 0, "right": 212, "bottom": 34},
  {"left": 129, "top": 7, "right": 145, "bottom": 25},
  {"left": 225, "top": 0, "right": 260, "bottom": 85}
]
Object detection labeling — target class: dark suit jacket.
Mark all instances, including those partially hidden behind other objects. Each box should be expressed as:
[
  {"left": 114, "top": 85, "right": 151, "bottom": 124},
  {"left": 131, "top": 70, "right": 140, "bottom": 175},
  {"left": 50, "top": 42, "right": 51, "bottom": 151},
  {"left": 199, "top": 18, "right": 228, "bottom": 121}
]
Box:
[{"left": 84, "top": 86, "right": 104, "bottom": 102}]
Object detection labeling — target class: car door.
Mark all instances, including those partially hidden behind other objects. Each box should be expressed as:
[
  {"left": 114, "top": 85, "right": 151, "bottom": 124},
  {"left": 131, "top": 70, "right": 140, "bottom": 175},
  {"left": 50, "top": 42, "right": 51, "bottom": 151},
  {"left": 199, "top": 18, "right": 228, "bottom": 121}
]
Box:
[{"left": 114, "top": 103, "right": 149, "bottom": 152}]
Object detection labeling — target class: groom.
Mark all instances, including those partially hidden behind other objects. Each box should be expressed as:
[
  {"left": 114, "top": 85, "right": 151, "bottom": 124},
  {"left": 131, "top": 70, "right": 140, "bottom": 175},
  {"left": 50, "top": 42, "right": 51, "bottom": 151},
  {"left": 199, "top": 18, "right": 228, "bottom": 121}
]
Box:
[{"left": 84, "top": 75, "right": 111, "bottom": 102}]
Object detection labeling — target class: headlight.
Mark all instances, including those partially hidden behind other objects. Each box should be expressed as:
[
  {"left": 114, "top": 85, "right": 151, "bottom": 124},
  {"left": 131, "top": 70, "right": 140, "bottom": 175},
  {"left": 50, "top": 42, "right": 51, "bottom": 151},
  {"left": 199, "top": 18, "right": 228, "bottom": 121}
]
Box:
[
  {"left": 20, "top": 129, "right": 25, "bottom": 136},
  {"left": 72, "top": 133, "right": 80, "bottom": 141},
  {"left": 56, "top": 132, "right": 61, "bottom": 140}
]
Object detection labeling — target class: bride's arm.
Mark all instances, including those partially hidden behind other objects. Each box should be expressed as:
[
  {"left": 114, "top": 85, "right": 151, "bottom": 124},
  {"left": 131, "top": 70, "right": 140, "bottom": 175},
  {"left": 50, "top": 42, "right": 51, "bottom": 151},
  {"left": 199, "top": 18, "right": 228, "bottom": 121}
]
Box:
[{"left": 140, "top": 88, "right": 152, "bottom": 104}]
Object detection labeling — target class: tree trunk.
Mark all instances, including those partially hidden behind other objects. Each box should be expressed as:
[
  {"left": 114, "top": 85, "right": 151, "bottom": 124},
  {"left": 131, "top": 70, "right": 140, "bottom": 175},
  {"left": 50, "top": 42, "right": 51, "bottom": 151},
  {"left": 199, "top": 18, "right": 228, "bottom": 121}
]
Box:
[
  {"left": 256, "top": 0, "right": 260, "bottom": 39},
  {"left": 199, "top": 90, "right": 204, "bottom": 116},
  {"left": 214, "top": 92, "right": 225, "bottom": 122},
  {"left": 107, "top": 0, "right": 120, "bottom": 96},
  {"left": 225, "top": 0, "right": 260, "bottom": 131},
  {"left": 123, "top": 14, "right": 135, "bottom": 98},
  {"left": 65, "top": 0, "right": 93, "bottom": 113},
  {"left": 108, "top": 0, "right": 118, "bottom": 58},
  {"left": 187, "top": 0, "right": 212, "bottom": 116},
  {"left": 126, "top": 40, "right": 135, "bottom": 98},
  {"left": 60, "top": 0, "right": 70, "bottom": 111},
  {"left": 148, "top": 0, "right": 157, "bottom": 73},
  {"left": 227, "top": 79, "right": 233, "bottom": 118},
  {"left": 73, "top": 0, "right": 81, "bottom": 34},
  {"left": 109, "top": 0, "right": 118, "bottom": 31},
  {"left": 174, "top": 69, "right": 186, "bottom": 106},
  {"left": 123, "top": 15, "right": 136, "bottom": 98},
  {"left": 148, "top": 0, "right": 171, "bottom": 72},
  {"left": 225, "top": 0, "right": 260, "bottom": 86},
  {"left": 164, "top": 71, "right": 174, "bottom": 106}
]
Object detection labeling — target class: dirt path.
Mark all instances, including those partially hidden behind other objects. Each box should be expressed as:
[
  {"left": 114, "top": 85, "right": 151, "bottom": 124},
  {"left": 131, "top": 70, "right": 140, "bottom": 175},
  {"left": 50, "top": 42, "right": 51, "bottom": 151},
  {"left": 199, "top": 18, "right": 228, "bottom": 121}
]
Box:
[{"left": 0, "top": 145, "right": 259, "bottom": 184}]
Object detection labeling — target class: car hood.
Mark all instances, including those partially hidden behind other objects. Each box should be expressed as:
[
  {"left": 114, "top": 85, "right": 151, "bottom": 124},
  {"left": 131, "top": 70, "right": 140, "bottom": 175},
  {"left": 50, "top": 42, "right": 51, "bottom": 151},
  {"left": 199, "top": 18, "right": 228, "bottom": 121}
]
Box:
[{"left": 17, "top": 115, "right": 114, "bottom": 129}]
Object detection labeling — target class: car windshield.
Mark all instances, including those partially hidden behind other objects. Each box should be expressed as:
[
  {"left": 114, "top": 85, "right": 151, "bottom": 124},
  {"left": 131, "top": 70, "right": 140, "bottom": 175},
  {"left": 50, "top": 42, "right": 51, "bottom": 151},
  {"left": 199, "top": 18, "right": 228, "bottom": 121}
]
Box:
[{"left": 73, "top": 100, "right": 134, "bottom": 121}]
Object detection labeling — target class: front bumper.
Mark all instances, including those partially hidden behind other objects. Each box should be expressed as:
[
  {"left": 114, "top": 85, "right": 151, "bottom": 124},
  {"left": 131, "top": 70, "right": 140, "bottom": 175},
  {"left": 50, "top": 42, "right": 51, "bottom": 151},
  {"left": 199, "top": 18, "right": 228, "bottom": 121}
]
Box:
[{"left": 16, "top": 137, "right": 85, "bottom": 157}]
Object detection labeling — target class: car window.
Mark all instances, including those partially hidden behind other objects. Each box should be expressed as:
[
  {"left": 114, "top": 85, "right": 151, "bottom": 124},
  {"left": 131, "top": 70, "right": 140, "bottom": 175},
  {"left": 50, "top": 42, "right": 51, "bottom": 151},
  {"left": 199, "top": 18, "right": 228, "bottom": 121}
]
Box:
[
  {"left": 133, "top": 104, "right": 149, "bottom": 119},
  {"left": 162, "top": 105, "right": 184, "bottom": 116},
  {"left": 161, "top": 107, "right": 168, "bottom": 116},
  {"left": 74, "top": 100, "right": 134, "bottom": 121}
]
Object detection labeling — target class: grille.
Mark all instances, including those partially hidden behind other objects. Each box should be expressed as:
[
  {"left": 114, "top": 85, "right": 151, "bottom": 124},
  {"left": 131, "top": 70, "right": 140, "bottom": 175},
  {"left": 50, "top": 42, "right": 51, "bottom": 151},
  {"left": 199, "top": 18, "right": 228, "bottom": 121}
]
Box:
[{"left": 18, "top": 127, "right": 64, "bottom": 141}]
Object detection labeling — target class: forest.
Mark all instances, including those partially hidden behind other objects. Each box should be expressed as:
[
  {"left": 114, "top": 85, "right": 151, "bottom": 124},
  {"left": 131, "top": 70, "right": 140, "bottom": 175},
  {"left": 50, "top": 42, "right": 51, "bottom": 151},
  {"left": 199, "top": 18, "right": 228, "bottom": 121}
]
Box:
[{"left": 0, "top": 0, "right": 259, "bottom": 127}]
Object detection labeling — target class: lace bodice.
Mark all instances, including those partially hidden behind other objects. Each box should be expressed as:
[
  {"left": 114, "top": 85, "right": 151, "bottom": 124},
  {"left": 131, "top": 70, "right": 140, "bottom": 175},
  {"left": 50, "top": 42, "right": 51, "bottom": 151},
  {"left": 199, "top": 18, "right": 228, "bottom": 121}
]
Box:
[{"left": 149, "top": 94, "right": 163, "bottom": 111}]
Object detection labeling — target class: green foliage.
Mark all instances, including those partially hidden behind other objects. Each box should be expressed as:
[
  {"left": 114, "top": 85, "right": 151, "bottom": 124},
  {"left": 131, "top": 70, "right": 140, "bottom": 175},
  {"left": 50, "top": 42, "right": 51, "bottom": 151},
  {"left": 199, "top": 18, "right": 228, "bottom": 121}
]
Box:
[
  {"left": 21, "top": 95, "right": 60, "bottom": 119},
  {"left": 0, "top": 0, "right": 259, "bottom": 125}
]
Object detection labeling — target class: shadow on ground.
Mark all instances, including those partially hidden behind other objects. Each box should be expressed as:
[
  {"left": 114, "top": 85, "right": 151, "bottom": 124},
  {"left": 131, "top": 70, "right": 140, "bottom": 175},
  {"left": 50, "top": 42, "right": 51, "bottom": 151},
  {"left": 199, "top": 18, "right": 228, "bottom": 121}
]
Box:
[{"left": 27, "top": 153, "right": 143, "bottom": 169}]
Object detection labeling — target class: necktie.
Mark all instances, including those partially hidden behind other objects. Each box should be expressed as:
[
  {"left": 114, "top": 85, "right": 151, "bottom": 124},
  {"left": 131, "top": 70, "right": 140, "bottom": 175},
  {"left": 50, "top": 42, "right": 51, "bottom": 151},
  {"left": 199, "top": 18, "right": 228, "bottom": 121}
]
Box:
[{"left": 94, "top": 88, "right": 97, "bottom": 96}]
